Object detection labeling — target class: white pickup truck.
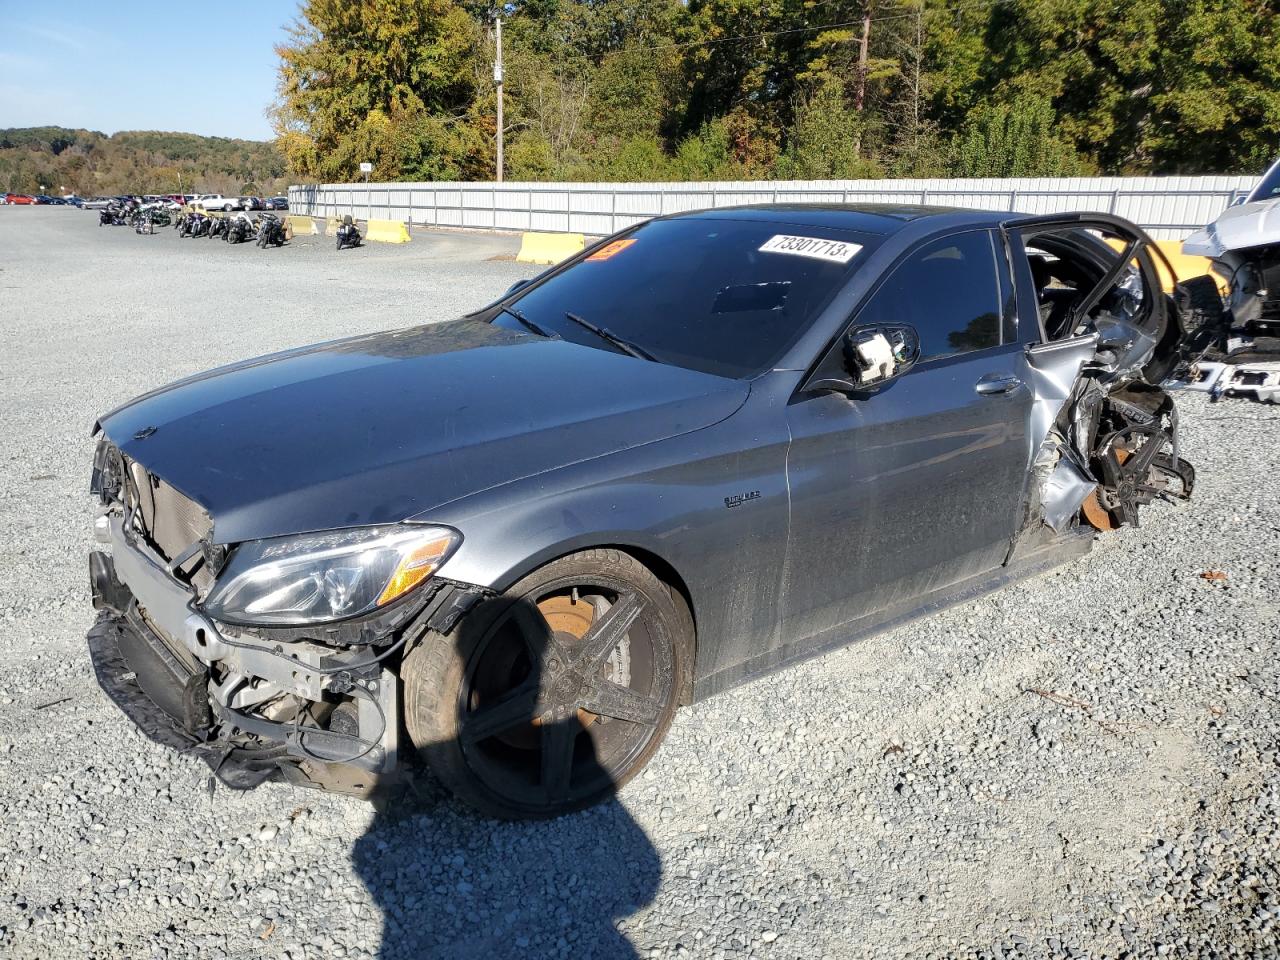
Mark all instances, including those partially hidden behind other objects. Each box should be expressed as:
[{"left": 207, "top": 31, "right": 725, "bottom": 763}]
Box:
[{"left": 190, "top": 194, "right": 240, "bottom": 212}]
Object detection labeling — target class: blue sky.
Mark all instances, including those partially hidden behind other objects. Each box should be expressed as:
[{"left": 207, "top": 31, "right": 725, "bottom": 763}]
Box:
[{"left": 0, "top": 1, "right": 299, "bottom": 140}]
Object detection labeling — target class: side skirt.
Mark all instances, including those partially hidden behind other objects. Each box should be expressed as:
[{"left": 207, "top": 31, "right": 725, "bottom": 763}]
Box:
[{"left": 692, "top": 530, "right": 1093, "bottom": 702}]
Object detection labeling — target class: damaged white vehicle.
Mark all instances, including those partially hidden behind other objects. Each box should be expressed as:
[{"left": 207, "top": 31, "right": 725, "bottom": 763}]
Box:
[{"left": 1180, "top": 156, "right": 1280, "bottom": 402}]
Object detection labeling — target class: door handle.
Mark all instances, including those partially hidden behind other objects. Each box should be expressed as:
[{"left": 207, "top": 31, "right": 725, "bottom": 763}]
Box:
[{"left": 975, "top": 373, "right": 1024, "bottom": 395}]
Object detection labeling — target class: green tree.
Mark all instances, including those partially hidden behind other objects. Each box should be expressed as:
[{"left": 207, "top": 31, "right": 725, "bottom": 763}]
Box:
[
  {"left": 273, "top": 0, "right": 481, "bottom": 181},
  {"left": 951, "top": 94, "right": 1090, "bottom": 177},
  {"left": 775, "top": 83, "right": 883, "bottom": 179}
]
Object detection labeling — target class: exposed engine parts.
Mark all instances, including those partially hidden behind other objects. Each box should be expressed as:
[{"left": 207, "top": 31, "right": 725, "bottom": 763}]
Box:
[
  {"left": 85, "top": 438, "right": 484, "bottom": 794},
  {"left": 1178, "top": 175, "right": 1280, "bottom": 404}
]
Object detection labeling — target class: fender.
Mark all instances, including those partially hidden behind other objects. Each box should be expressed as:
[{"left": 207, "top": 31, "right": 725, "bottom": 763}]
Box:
[{"left": 417, "top": 381, "right": 796, "bottom": 685}]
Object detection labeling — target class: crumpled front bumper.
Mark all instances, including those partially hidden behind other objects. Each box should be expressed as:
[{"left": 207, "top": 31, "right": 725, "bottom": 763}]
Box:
[
  {"left": 86, "top": 524, "right": 489, "bottom": 797},
  {"left": 87, "top": 553, "right": 286, "bottom": 789}
]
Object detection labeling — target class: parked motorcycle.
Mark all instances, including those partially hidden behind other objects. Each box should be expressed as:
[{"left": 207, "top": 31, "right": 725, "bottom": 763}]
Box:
[
  {"left": 132, "top": 206, "right": 170, "bottom": 234},
  {"left": 225, "top": 213, "right": 252, "bottom": 243},
  {"left": 185, "top": 212, "right": 210, "bottom": 238},
  {"left": 335, "top": 215, "right": 361, "bottom": 250},
  {"left": 257, "top": 213, "right": 287, "bottom": 248}
]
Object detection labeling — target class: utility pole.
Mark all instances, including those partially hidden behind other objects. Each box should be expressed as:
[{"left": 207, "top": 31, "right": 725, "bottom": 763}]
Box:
[
  {"left": 494, "top": 15, "right": 504, "bottom": 183},
  {"left": 855, "top": 2, "right": 872, "bottom": 113}
]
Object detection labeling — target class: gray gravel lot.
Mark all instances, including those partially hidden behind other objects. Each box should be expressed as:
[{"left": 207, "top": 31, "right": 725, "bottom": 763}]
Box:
[{"left": 1, "top": 206, "right": 1278, "bottom": 960}]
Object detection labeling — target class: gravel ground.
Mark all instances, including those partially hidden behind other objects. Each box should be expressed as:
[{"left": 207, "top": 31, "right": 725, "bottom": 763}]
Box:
[{"left": 1, "top": 206, "right": 1278, "bottom": 960}]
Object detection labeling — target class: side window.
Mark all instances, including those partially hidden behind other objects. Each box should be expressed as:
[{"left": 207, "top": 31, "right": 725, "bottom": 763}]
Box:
[
  {"left": 854, "top": 231, "right": 1004, "bottom": 361},
  {"left": 1022, "top": 227, "right": 1154, "bottom": 342}
]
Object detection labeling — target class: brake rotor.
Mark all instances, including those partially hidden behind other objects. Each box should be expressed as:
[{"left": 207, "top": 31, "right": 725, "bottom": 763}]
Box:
[
  {"left": 1082, "top": 446, "right": 1129, "bottom": 531},
  {"left": 536, "top": 594, "right": 599, "bottom": 728},
  {"left": 1081, "top": 491, "right": 1119, "bottom": 531},
  {"left": 538, "top": 593, "right": 595, "bottom": 640}
]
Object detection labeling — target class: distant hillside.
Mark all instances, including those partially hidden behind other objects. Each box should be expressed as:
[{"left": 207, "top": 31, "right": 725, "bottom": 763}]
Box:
[{"left": 0, "top": 127, "right": 288, "bottom": 196}]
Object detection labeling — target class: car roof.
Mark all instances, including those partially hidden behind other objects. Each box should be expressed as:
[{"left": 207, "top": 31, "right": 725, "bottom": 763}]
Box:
[{"left": 666, "top": 203, "right": 1007, "bottom": 236}]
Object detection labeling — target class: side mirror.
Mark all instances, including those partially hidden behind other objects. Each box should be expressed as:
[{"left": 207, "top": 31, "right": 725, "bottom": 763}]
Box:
[
  {"left": 505, "top": 278, "right": 533, "bottom": 296},
  {"left": 809, "top": 324, "right": 921, "bottom": 393}
]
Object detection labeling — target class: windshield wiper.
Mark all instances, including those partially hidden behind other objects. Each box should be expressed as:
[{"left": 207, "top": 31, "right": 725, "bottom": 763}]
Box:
[
  {"left": 562, "top": 312, "right": 657, "bottom": 362},
  {"left": 501, "top": 305, "right": 559, "bottom": 340}
]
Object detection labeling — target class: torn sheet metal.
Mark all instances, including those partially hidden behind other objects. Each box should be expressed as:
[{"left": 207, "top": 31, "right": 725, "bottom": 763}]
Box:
[
  {"left": 1091, "top": 316, "right": 1160, "bottom": 379},
  {"left": 1023, "top": 333, "right": 1099, "bottom": 466},
  {"left": 1041, "top": 453, "right": 1097, "bottom": 532}
]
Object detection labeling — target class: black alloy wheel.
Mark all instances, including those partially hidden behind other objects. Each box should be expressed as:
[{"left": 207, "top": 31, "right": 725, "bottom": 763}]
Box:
[{"left": 403, "top": 550, "right": 686, "bottom": 819}]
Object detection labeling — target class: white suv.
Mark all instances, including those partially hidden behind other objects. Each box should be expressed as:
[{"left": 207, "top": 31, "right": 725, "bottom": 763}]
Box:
[{"left": 191, "top": 194, "right": 239, "bottom": 212}]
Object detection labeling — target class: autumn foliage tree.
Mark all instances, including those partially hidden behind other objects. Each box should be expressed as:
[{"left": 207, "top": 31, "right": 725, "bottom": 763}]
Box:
[
  {"left": 269, "top": 0, "right": 1280, "bottom": 183},
  {"left": 273, "top": 0, "right": 482, "bottom": 181}
]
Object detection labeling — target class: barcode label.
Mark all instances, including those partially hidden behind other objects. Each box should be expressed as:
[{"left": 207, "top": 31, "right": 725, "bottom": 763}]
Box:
[{"left": 758, "top": 234, "right": 861, "bottom": 264}]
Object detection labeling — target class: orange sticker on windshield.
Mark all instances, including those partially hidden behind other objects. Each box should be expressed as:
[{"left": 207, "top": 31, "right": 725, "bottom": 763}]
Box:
[{"left": 586, "top": 238, "right": 637, "bottom": 261}]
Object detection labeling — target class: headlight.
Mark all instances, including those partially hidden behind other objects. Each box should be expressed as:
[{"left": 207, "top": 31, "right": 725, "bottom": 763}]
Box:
[{"left": 202, "top": 525, "right": 460, "bottom": 626}]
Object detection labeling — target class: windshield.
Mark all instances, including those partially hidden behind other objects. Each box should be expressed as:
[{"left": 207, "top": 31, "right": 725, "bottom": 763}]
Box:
[
  {"left": 494, "top": 216, "right": 877, "bottom": 379},
  {"left": 1247, "top": 157, "right": 1280, "bottom": 203}
]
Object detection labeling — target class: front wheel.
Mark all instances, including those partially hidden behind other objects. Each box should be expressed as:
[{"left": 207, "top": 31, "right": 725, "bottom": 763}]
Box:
[{"left": 402, "top": 550, "right": 685, "bottom": 819}]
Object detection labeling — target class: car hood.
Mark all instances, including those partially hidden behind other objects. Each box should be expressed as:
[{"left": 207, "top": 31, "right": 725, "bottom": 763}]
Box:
[
  {"left": 97, "top": 318, "right": 749, "bottom": 544},
  {"left": 1183, "top": 197, "right": 1280, "bottom": 257}
]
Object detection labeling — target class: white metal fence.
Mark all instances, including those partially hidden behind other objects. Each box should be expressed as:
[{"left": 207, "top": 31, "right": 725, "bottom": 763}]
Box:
[{"left": 288, "top": 175, "right": 1258, "bottom": 241}]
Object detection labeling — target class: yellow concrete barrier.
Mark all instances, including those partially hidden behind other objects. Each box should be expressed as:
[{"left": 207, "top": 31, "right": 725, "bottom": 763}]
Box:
[
  {"left": 517, "top": 231, "right": 585, "bottom": 265},
  {"left": 366, "top": 219, "right": 412, "bottom": 244},
  {"left": 324, "top": 217, "right": 344, "bottom": 236},
  {"left": 286, "top": 215, "right": 314, "bottom": 236},
  {"left": 1105, "top": 237, "right": 1217, "bottom": 292},
  {"left": 1151, "top": 239, "right": 1220, "bottom": 292}
]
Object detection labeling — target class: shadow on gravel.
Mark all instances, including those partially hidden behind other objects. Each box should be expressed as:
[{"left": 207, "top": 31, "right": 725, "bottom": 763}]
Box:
[
  {"left": 353, "top": 595, "right": 661, "bottom": 959},
  {"left": 354, "top": 791, "right": 658, "bottom": 959}
]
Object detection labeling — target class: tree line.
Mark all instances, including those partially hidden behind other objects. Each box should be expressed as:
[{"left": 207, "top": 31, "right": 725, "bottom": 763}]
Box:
[
  {"left": 272, "top": 0, "right": 1280, "bottom": 184},
  {"left": 0, "top": 127, "right": 289, "bottom": 196}
]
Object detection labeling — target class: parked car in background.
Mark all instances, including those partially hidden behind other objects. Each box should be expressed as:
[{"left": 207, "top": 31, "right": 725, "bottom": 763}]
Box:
[
  {"left": 265, "top": 196, "right": 289, "bottom": 211},
  {"left": 81, "top": 197, "right": 114, "bottom": 209},
  {"left": 5, "top": 193, "right": 36, "bottom": 204},
  {"left": 63, "top": 195, "right": 86, "bottom": 207},
  {"left": 239, "top": 196, "right": 262, "bottom": 211},
  {"left": 191, "top": 194, "right": 238, "bottom": 212}
]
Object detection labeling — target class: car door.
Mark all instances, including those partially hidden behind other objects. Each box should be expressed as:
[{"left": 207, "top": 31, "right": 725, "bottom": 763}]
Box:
[{"left": 780, "top": 228, "right": 1032, "bottom": 643}]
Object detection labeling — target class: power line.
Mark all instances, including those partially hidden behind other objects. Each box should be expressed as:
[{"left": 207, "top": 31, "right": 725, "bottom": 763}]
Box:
[{"left": 619, "top": 0, "right": 1022, "bottom": 56}]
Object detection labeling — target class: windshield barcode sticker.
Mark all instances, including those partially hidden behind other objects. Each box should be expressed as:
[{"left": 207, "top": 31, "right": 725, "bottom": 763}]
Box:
[{"left": 758, "top": 234, "right": 861, "bottom": 264}]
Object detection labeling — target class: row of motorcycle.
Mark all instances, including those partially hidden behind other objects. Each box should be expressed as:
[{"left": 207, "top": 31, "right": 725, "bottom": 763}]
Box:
[
  {"left": 98, "top": 199, "right": 173, "bottom": 234},
  {"left": 175, "top": 210, "right": 288, "bottom": 247},
  {"left": 97, "top": 199, "right": 289, "bottom": 247}
]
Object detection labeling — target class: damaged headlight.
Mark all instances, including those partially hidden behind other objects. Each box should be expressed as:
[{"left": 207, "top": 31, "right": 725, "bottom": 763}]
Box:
[{"left": 202, "top": 525, "right": 461, "bottom": 626}]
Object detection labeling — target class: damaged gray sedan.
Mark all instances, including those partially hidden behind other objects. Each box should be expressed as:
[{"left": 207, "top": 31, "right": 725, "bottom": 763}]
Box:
[{"left": 88, "top": 205, "right": 1196, "bottom": 818}]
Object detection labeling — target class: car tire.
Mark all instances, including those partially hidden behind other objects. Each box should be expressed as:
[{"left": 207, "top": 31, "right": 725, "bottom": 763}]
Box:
[
  {"left": 223, "top": 204, "right": 233, "bottom": 212},
  {"left": 402, "top": 549, "right": 686, "bottom": 819}
]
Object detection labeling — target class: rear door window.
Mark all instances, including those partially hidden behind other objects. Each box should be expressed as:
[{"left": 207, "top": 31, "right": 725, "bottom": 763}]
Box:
[{"left": 853, "top": 230, "right": 1004, "bottom": 361}]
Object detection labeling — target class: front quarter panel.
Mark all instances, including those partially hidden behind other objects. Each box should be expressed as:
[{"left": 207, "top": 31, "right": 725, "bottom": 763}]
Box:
[{"left": 418, "top": 378, "right": 796, "bottom": 687}]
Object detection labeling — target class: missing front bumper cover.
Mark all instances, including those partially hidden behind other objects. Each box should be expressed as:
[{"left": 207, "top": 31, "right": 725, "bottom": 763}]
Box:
[{"left": 86, "top": 546, "right": 490, "bottom": 797}]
